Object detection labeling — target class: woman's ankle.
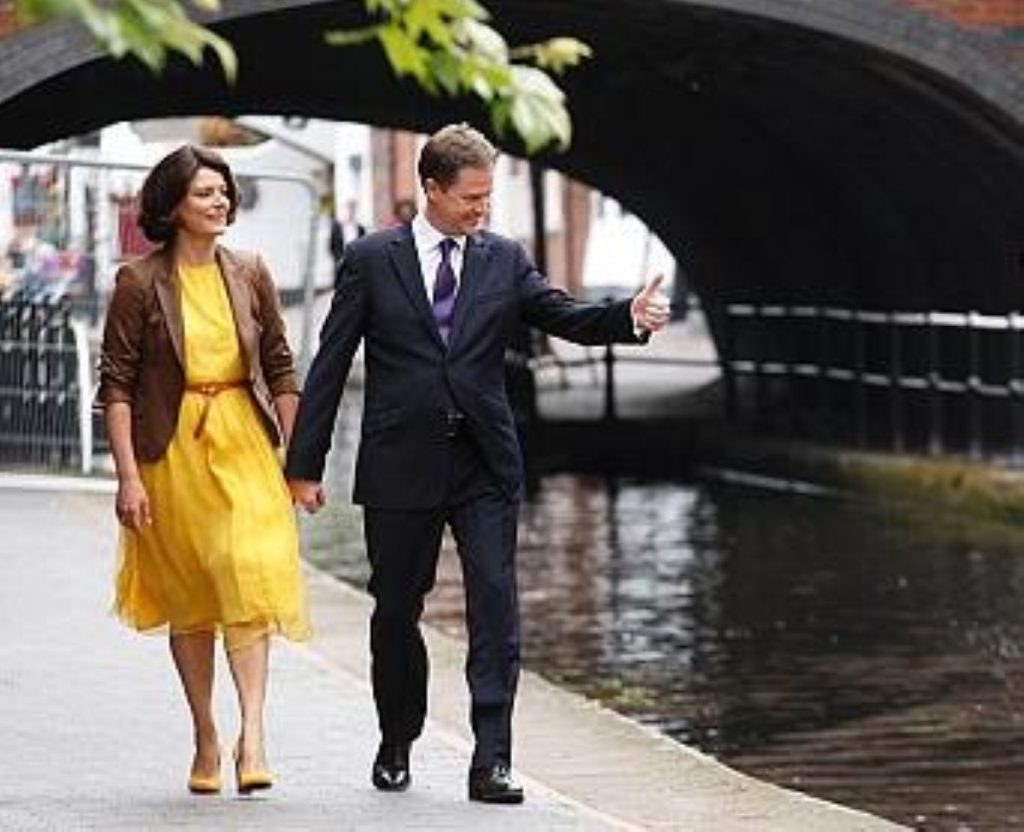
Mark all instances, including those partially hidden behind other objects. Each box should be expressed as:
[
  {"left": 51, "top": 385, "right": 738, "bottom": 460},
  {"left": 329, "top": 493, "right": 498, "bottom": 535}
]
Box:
[{"left": 237, "top": 727, "right": 267, "bottom": 766}]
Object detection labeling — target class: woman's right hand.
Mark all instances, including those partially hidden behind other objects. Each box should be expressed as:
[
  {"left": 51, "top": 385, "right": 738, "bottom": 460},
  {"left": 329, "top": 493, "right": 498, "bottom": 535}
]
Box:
[{"left": 116, "top": 477, "right": 152, "bottom": 530}]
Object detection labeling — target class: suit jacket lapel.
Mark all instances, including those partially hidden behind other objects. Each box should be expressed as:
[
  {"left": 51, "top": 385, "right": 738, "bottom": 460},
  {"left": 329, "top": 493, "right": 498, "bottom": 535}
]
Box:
[
  {"left": 448, "top": 234, "right": 489, "bottom": 352},
  {"left": 387, "top": 230, "right": 446, "bottom": 350},
  {"left": 152, "top": 247, "right": 185, "bottom": 369}
]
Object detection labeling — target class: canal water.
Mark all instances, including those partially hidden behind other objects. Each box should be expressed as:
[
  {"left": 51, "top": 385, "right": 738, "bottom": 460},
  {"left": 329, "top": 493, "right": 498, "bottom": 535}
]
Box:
[{"left": 299, "top": 400, "right": 1024, "bottom": 832}]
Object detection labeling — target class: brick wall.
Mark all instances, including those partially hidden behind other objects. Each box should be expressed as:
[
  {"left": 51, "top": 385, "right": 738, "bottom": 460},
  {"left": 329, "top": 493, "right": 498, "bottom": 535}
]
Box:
[
  {"left": 0, "top": 1, "right": 19, "bottom": 38},
  {"left": 905, "top": 0, "right": 1024, "bottom": 28}
]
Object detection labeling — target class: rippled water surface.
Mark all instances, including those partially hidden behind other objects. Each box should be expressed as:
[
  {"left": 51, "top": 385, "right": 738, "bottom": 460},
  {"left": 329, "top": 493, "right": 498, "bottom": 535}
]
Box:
[{"left": 301, "top": 406, "right": 1024, "bottom": 831}]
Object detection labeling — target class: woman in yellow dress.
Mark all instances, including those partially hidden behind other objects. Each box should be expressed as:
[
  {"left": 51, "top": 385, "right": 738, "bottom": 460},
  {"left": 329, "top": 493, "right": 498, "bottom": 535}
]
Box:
[{"left": 98, "top": 144, "right": 311, "bottom": 795}]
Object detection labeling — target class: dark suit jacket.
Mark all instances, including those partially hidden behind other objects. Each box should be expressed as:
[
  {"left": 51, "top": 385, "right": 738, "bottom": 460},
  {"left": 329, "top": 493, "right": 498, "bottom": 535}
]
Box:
[
  {"left": 97, "top": 245, "right": 299, "bottom": 462},
  {"left": 285, "top": 224, "right": 643, "bottom": 508}
]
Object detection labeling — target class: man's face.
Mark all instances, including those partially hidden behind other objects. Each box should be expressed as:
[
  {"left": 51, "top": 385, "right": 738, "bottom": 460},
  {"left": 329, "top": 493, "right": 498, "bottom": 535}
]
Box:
[{"left": 425, "top": 165, "right": 493, "bottom": 236}]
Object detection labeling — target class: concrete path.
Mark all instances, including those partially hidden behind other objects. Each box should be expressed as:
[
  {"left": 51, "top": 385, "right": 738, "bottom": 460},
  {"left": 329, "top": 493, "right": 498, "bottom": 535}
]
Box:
[{"left": 0, "top": 478, "right": 906, "bottom": 830}]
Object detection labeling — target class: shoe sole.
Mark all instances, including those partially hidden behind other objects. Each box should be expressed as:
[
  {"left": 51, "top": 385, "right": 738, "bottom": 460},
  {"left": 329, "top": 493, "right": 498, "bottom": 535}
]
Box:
[
  {"left": 469, "top": 793, "right": 525, "bottom": 804},
  {"left": 237, "top": 778, "right": 273, "bottom": 795},
  {"left": 372, "top": 778, "right": 411, "bottom": 792}
]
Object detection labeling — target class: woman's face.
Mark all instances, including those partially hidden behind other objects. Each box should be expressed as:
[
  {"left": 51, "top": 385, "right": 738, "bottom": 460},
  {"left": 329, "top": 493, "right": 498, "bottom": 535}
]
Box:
[{"left": 174, "top": 166, "right": 231, "bottom": 239}]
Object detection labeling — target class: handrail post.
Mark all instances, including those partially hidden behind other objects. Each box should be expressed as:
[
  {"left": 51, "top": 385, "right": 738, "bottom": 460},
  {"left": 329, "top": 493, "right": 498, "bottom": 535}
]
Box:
[
  {"left": 784, "top": 305, "right": 798, "bottom": 437},
  {"left": 753, "top": 305, "right": 767, "bottom": 430},
  {"left": 889, "top": 311, "right": 904, "bottom": 453},
  {"left": 71, "top": 319, "right": 92, "bottom": 474},
  {"left": 603, "top": 342, "right": 617, "bottom": 422},
  {"left": 1011, "top": 314, "right": 1023, "bottom": 464},
  {"left": 816, "top": 306, "right": 829, "bottom": 441},
  {"left": 927, "top": 313, "right": 944, "bottom": 456},
  {"left": 854, "top": 310, "right": 867, "bottom": 448},
  {"left": 967, "top": 311, "right": 982, "bottom": 460},
  {"left": 722, "top": 305, "right": 737, "bottom": 421}
]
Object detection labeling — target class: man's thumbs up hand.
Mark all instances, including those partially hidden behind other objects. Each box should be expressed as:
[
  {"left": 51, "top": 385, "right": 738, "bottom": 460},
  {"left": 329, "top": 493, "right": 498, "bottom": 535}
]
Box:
[{"left": 630, "top": 274, "right": 671, "bottom": 334}]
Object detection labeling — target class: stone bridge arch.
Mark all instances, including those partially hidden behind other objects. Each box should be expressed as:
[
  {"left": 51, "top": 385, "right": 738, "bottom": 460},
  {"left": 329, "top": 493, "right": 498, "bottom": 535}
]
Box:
[{"left": 2, "top": 0, "right": 1024, "bottom": 318}]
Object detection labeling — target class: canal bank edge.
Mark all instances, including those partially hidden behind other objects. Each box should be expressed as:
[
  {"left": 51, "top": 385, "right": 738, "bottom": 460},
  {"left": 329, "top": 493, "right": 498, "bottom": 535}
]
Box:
[
  {"left": 532, "top": 418, "right": 1024, "bottom": 531},
  {"left": 300, "top": 559, "right": 906, "bottom": 830},
  {"left": 696, "top": 425, "right": 1024, "bottom": 530}
]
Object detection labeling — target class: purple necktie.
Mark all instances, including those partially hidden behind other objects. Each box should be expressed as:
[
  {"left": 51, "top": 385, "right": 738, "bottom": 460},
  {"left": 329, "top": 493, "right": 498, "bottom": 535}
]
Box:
[{"left": 432, "top": 237, "right": 457, "bottom": 344}]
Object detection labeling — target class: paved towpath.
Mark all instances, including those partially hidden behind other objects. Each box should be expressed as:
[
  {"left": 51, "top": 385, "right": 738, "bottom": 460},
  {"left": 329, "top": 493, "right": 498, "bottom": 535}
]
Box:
[{"left": 0, "top": 478, "right": 905, "bottom": 830}]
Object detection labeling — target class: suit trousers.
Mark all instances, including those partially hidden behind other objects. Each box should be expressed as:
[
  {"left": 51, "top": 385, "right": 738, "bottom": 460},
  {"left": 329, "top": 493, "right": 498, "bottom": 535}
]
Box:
[{"left": 363, "top": 431, "right": 521, "bottom": 768}]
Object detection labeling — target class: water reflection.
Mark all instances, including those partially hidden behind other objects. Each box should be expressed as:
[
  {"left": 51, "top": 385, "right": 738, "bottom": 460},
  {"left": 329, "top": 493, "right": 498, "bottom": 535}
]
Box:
[{"left": 301, "top": 402, "right": 1024, "bottom": 831}]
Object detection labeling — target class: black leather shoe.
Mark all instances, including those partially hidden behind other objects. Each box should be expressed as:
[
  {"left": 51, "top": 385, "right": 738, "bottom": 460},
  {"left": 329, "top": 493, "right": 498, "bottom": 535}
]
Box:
[
  {"left": 468, "top": 763, "right": 524, "bottom": 804},
  {"left": 372, "top": 742, "right": 411, "bottom": 792}
]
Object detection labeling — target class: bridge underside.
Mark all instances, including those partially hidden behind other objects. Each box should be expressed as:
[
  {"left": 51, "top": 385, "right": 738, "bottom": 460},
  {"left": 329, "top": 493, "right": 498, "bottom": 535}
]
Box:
[{"left": 3, "top": 2, "right": 1024, "bottom": 316}]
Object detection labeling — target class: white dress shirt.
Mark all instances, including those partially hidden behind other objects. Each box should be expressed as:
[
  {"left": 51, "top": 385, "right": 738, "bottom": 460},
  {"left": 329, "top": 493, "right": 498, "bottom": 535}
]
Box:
[{"left": 411, "top": 212, "right": 466, "bottom": 301}]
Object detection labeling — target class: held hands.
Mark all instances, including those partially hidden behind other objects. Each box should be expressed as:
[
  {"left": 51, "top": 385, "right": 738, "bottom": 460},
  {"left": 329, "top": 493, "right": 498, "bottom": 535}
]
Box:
[
  {"left": 288, "top": 479, "right": 327, "bottom": 514},
  {"left": 116, "top": 477, "right": 152, "bottom": 530},
  {"left": 630, "top": 275, "right": 671, "bottom": 333}
]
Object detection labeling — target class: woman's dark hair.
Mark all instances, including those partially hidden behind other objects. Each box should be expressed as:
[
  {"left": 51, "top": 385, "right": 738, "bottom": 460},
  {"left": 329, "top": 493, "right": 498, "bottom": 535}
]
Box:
[
  {"left": 418, "top": 123, "right": 497, "bottom": 189},
  {"left": 137, "top": 144, "right": 239, "bottom": 244}
]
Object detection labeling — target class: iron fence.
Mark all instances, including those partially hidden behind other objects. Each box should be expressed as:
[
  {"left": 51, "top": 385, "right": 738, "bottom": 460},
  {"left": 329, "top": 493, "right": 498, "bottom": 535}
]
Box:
[
  {"left": 0, "top": 295, "right": 90, "bottom": 471},
  {"left": 722, "top": 304, "right": 1024, "bottom": 458}
]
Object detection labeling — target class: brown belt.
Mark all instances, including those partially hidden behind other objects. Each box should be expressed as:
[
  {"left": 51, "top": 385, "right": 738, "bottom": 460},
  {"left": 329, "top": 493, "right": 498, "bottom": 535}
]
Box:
[{"left": 185, "top": 380, "right": 249, "bottom": 439}]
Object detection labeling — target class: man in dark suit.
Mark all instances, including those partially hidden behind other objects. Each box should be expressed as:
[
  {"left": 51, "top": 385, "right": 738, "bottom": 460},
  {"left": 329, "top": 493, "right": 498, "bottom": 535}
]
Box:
[{"left": 286, "top": 123, "right": 669, "bottom": 804}]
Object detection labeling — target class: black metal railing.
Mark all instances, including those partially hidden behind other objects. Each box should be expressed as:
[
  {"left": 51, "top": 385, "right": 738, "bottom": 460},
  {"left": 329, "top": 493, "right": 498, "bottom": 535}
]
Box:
[
  {"left": 524, "top": 304, "right": 1024, "bottom": 460},
  {"left": 526, "top": 338, "right": 719, "bottom": 423},
  {"left": 722, "top": 304, "right": 1024, "bottom": 458},
  {"left": 0, "top": 295, "right": 86, "bottom": 470}
]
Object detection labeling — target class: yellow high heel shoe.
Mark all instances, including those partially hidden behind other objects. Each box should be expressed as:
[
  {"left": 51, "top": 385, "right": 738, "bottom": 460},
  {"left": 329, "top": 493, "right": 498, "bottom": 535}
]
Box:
[
  {"left": 234, "top": 742, "right": 274, "bottom": 795},
  {"left": 187, "top": 755, "right": 223, "bottom": 795}
]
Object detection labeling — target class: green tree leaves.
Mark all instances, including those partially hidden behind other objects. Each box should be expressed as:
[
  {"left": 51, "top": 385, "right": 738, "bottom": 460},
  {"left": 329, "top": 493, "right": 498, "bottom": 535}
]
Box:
[
  {"left": 327, "top": 0, "right": 590, "bottom": 152},
  {"left": 11, "top": 0, "right": 590, "bottom": 153},
  {"left": 14, "top": 0, "right": 236, "bottom": 81}
]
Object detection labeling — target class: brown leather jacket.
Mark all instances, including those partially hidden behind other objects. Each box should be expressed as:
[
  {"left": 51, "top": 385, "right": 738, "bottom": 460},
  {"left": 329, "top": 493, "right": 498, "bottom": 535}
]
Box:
[{"left": 97, "top": 245, "right": 299, "bottom": 462}]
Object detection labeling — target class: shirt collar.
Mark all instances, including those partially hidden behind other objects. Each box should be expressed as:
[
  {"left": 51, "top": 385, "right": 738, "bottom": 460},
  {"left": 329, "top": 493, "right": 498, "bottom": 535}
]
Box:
[{"left": 412, "top": 212, "right": 466, "bottom": 254}]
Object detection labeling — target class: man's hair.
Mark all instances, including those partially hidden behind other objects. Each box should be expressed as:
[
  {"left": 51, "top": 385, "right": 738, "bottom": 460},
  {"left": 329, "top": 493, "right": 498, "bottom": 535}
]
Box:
[
  {"left": 418, "top": 123, "right": 498, "bottom": 189},
  {"left": 138, "top": 144, "right": 239, "bottom": 244}
]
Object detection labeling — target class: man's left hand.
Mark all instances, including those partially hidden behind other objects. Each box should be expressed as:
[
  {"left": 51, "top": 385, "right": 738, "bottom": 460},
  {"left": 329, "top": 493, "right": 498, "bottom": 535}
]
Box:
[{"left": 631, "top": 275, "right": 671, "bottom": 333}]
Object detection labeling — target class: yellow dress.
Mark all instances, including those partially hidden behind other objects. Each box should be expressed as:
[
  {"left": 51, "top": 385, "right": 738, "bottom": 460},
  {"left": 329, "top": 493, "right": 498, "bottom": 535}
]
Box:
[{"left": 113, "top": 262, "right": 311, "bottom": 650}]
